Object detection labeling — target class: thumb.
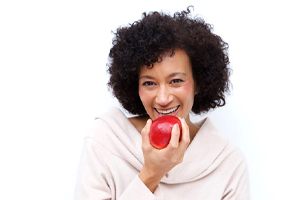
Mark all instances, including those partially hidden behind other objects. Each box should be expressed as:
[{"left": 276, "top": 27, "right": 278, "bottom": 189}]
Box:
[{"left": 141, "top": 119, "right": 152, "bottom": 147}]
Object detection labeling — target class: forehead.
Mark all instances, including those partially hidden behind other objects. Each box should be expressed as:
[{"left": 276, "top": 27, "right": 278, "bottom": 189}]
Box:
[{"left": 139, "top": 49, "right": 192, "bottom": 77}]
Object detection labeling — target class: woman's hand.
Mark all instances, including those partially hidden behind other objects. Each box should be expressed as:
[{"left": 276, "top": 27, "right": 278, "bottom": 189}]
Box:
[{"left": 138, "top": 118, "right": 190, "bottom": 192}]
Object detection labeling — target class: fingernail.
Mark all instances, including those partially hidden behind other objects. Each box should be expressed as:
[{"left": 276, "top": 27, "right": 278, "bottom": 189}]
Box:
[{"left": 173, "top": 124, "right": 179, "bottom": 130}]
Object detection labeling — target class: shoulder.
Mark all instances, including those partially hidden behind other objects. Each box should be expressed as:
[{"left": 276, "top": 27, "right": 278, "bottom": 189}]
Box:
[
  {"left": 199, "top": 117, "right": 248, "bottom": 168},
  {"left": 204, "top": 119, "right": 249, "bottom": 199},
  {"left": 95, "top": 107, "right": 127, "bottom": 123},
  {"left": 86, "top": 107, "right": 129, "bottom": 138},
  {"left": 85, "top": 107, "right": 142, "bottom": 144}
]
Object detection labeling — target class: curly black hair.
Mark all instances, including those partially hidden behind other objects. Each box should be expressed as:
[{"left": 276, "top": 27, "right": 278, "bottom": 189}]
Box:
[{"left": 108, "top": 7, "right": 231, "bottom": 115}]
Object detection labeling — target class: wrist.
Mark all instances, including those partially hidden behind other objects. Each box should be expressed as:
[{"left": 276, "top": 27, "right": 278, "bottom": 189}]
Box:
[{"left": 138, "top": 168, "right": 163, "bottom": 193}]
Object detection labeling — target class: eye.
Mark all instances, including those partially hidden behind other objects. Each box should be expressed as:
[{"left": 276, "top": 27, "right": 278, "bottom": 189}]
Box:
[
  {"left": 142, "top": 81, "right": 156, "bottom": 86},
  {"left": 170, "top": 79, "right": 184, "bottom": 84}
]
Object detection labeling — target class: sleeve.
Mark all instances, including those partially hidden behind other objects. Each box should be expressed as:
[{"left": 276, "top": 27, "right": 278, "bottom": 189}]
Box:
[
  {"left": 74, "top": 128, "right": 159, "bottom": 200},
  {"left": 74, "top": 138, "right": 113, "bottom": 200},
  {"left": 222, "top": 151, "right": 251, "bottom": 200},
  {"left": 119, "top": 176, "right": 158, "bottom": 200}
]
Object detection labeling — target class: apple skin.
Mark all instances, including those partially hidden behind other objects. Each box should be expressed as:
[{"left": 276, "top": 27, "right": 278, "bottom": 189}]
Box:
[{"left": 149, "top": 115, "right": 182, "bottom": 149}]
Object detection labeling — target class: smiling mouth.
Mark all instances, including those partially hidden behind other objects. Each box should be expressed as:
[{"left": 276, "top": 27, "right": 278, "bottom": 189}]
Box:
[{"left": 154, "top": 106, "right": 180, "bottom": 115}]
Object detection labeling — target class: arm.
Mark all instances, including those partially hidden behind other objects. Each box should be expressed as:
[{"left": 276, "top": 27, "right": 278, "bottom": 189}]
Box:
[
  {"left": 222, "top": 154, "right": 250, "bottom": 200},
  {"left": 138, "top": 118, "right": 191, "bottom": 192},
  {"left": 75, "top": 117, "right": 190, "bottom": 200},
  {"left": 75, "top": 138, "right": 157, "bottom": 200},
  {"left": 74, "top": 138, "right": 112, "bottom": 200}
]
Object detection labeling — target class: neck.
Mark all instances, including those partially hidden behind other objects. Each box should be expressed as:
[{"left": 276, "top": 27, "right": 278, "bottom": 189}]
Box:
[{"left": 185, "top": 115, "right": 200, "bottom": 142}]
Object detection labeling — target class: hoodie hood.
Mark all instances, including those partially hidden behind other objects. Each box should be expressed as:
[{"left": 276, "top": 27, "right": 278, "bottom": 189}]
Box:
[{"left": 90, "top": 107, "right": 233, "bottom": 184}]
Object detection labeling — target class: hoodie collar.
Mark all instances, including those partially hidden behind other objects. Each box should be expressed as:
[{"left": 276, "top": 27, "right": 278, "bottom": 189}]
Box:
[{"left": 97, "top": 107, "right": 229, "bottom": 184}]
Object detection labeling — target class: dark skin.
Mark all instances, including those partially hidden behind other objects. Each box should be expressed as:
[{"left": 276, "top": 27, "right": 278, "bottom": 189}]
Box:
[
  {"left": 128, "top": 49, "right": 204, "bottom": 192},
  {"left": 129, "top": 116, "right": 201, "bottom": 192}
]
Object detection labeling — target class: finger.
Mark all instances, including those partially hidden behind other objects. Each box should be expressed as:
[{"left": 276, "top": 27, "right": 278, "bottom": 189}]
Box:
[
  {"left": 168, "top": 124, "right": 180, "bottom": 148},
  {"left": 141, "top": 119, "right": 152, "bottom": 147},
  {"left": 179, "top": 118, "right": 190, "bottom": 149}
]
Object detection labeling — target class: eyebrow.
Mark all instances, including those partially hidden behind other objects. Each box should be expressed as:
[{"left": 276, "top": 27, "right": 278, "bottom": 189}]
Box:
[{"left": 139, "top": 72, "right": 186, "bottom": 80}]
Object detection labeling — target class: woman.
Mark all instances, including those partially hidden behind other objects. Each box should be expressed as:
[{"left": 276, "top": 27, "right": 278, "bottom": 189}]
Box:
[{"left": 75, "top": 7, "right": 250, "bottom": 200}]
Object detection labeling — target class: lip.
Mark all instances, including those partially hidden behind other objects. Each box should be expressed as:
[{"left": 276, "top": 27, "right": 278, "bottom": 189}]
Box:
[{"left": 154, "top": 105, "right": 180, "bottom": 117}]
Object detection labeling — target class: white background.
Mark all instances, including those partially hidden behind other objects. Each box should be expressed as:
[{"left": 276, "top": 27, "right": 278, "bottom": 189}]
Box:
[{"left": 0, "top": 0, "right": 299, "bottom": 199}]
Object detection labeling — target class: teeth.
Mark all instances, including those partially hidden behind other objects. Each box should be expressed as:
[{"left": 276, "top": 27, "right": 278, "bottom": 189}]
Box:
[{"left": 156, "top": 106, "right": 179, "bottom": 115}]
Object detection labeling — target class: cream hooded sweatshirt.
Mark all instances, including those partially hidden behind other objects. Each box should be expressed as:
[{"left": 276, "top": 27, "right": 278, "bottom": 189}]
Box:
[{"left": 75, "top": 108, "right": 250, "bottom": 200}]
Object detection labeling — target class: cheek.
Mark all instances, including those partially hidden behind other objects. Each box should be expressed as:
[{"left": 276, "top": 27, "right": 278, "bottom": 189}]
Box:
[
  {"left": 179, "top": 82, "right": 195, "bottom": 109},
  {"left": 138, "top": 88, "right": 150, "bottom": 105},
  {"left": 180, "top": 81, "right": 195, "bottom": 97},
  {"left": 138, "top": 88, "right": 145, "bottom": 101}
]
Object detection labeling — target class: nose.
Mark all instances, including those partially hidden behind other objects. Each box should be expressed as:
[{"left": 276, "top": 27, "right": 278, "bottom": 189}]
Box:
[{"left": 155, "top": 86, "right": 173, "bottom": 106}]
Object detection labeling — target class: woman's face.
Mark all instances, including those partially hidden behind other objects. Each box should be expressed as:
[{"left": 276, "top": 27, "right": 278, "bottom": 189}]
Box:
[{"left": 138, "top": 49, "right": 196, "bottom": 121}]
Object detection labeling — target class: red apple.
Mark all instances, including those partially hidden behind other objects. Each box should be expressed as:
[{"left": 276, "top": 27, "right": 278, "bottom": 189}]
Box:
[{"left": 149, "top": 115, "right": 182, "bottom": 149}]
